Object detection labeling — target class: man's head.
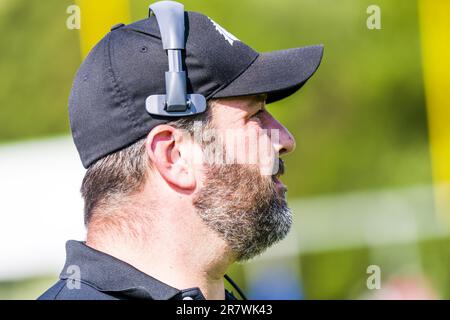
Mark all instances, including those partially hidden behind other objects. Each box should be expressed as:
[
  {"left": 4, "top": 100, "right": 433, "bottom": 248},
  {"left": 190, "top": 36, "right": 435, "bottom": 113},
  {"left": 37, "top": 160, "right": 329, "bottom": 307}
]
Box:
[
  {"left": 82, "top": 94, "right": 295, "bottom": 261},
  {"left": 70, "top": 2, "right": 322, "bottom": 262}
]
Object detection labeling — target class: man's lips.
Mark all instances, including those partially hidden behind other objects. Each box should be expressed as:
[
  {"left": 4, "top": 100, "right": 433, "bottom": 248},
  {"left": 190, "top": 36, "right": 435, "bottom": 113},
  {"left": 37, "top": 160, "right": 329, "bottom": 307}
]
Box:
[{"left": 273, "top": 176, "right": 287, "bottom": 193}]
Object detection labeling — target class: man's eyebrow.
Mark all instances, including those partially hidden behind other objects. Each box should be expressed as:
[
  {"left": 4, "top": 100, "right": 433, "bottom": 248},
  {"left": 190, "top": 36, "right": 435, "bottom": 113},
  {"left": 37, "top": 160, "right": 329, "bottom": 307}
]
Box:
[
  {"left": 248, "top": 94, "right": 267, "bottom": 108},
  {"left": 255, "top": 93, "right": 267, "bottom": 102}
]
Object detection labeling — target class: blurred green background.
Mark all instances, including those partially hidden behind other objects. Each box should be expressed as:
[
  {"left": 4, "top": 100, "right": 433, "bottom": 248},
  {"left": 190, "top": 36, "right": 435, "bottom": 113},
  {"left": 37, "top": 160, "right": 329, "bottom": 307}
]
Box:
[{"left": 1, "top": 0, "right": 448, "bottom": 299}]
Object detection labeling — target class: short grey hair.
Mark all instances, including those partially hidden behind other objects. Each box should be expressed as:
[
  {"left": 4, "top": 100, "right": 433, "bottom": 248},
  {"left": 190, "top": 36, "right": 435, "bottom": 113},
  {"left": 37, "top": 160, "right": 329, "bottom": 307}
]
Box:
[{"left": 81, "top": 104, "right": 213, "bottom": 226}]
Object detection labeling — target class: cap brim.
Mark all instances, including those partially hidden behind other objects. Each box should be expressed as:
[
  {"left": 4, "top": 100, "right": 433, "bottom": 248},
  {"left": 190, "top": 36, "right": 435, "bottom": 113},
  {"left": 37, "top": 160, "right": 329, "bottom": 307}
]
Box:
[{"left": 211, "top": 45, "right": 324, "bottom": 104}]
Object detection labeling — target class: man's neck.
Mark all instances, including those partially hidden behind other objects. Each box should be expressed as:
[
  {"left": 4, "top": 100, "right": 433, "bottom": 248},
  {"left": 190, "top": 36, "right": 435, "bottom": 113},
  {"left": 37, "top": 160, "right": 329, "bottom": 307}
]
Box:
[{"left": 86, "top": 206, "right": 235, "bottom": 300}]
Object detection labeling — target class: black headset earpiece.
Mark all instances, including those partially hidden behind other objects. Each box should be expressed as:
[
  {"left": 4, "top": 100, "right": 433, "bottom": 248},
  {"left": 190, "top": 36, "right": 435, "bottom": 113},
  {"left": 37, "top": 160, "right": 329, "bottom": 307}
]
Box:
[{"left": 146, "top": 1, "right": 207, "bottom": 117}]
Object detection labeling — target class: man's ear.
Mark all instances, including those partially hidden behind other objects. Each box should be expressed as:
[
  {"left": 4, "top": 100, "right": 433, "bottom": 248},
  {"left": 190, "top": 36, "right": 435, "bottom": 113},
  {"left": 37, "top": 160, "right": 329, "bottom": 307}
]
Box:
[{"left": 145, "top": 125, "right": 196, "bottom": 191}]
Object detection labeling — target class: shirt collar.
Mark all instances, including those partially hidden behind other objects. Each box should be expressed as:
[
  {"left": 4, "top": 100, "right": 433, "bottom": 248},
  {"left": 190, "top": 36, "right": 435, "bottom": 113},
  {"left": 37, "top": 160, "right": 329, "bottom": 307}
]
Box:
[{"left": 60, "top": 240, "right": 191, "bottom": 300}]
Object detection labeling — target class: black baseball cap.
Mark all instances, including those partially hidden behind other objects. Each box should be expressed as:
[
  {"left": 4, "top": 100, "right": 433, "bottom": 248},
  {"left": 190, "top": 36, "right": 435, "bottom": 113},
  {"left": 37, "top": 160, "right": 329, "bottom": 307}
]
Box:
[{"left": 69, "top": 8, "right": 324, "bottom": 168}]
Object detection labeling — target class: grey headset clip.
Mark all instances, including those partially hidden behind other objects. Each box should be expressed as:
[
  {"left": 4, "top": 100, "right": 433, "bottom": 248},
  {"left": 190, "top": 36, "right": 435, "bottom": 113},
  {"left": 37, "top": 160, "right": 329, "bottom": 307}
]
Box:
[{"left": 146, "top": 1, "right": 207, "bottom": 117}]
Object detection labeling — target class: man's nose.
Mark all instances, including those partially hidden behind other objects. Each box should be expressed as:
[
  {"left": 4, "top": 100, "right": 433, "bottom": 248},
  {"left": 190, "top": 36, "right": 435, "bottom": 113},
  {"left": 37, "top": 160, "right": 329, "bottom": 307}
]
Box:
[
  {"left": 278, "top": 125, "right": 296, "bottom": 156},
  {"left": 268, "top": 117, "right": 296, "bottom": 156}
]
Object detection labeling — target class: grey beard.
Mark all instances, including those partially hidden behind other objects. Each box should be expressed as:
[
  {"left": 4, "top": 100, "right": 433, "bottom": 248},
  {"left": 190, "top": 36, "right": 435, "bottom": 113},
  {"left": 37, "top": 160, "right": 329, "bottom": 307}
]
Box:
[{"left": 193, "top": 164, "right": 292, "bottom": 262}]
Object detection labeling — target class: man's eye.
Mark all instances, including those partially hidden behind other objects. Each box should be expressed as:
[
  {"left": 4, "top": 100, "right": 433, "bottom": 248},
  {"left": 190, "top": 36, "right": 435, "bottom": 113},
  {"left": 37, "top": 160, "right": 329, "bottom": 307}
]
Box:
[{"left": 252, "top": 109, "right": 264, "bottom": 117}]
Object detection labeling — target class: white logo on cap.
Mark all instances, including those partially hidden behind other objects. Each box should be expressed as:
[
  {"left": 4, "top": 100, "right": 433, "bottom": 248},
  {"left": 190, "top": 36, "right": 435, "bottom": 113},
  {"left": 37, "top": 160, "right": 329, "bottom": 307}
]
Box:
[{"left": 209, "top": 18, "right": 239, "bottom": 46}]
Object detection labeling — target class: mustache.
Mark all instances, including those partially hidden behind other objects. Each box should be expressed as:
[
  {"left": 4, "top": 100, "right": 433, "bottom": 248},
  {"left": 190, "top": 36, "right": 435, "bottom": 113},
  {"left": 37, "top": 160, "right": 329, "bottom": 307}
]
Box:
[{"left": 272, "top": 158, "right": 285, "bottom": 177}]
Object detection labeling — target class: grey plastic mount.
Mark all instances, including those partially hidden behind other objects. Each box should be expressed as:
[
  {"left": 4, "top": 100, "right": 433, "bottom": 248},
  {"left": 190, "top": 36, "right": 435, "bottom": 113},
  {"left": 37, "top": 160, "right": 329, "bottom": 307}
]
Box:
[
  {"left": 148, "top": 1, "right": 185, "bottom": 50},
  {"left": 146, "top": 1, "right": 207, "bottom": 117}
]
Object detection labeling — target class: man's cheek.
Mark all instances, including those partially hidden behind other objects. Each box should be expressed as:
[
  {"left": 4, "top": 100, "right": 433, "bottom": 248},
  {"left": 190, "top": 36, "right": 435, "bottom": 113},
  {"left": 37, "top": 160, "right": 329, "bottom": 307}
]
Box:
[{"left": 222, "top": 128, "right": 257, "bottom": 165}]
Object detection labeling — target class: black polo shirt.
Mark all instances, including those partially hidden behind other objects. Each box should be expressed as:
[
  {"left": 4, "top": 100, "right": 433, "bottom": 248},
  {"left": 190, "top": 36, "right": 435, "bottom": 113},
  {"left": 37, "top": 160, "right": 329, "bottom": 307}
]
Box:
[{"left": 38, "top": 240, "right": 238, "bottom": 300}]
